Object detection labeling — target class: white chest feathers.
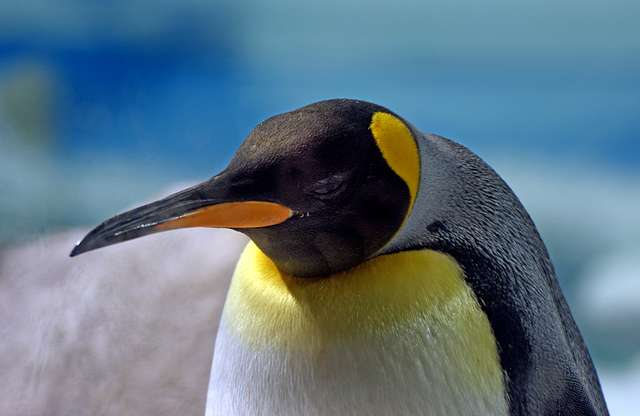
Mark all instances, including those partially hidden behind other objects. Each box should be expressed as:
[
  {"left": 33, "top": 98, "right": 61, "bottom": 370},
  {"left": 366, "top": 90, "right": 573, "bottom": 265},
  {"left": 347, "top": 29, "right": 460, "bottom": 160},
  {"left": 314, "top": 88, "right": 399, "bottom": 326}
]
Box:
[{"left": 206, "top": 243, "right": 508, "bottom": 416}]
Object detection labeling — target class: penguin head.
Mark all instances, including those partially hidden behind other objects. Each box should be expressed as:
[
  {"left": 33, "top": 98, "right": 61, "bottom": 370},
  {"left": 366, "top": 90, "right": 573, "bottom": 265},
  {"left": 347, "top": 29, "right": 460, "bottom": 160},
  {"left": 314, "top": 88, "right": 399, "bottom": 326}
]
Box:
[{"left": 71, "top": 99, "right": 421, "bottom": 277}]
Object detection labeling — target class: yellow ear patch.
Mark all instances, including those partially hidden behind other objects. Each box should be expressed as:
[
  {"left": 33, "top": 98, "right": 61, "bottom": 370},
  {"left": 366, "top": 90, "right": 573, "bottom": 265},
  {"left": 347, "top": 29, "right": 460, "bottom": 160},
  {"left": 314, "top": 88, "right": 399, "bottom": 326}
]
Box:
[{"left": 369, "top": 112, "right": 420, "bottom": 210}]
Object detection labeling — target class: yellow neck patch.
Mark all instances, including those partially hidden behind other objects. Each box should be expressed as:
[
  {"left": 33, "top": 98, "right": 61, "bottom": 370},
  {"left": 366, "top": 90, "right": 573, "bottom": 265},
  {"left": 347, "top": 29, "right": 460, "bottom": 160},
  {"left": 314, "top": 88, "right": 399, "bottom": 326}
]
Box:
[
  {"left": 369, "top": 112, "right": 420, "bottom": 211},
  {"left": 222, "top": 243, "right": 499, "bottom": 370}
]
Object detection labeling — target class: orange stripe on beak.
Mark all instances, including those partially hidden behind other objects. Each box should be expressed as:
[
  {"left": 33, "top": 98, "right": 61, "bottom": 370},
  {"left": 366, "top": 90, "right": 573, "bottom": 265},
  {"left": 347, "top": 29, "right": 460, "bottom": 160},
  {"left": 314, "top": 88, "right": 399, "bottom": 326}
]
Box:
[{"left": 155, "top": 201, "right": 293, "bottom": 231}]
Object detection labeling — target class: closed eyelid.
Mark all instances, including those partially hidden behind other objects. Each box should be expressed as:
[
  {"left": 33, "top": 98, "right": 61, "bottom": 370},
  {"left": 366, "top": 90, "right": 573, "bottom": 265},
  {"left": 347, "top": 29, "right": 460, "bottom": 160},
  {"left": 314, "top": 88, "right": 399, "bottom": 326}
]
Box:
[{"left": 305, "top": 171, "right": 352, "bottom": 198}]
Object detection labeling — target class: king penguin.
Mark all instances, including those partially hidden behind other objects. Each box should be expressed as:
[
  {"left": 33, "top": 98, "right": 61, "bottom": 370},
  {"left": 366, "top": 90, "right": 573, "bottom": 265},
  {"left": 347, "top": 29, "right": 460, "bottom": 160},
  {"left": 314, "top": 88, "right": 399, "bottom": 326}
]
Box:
[{"left": 71, "top": 99, "right": 609, "bottom": 416}]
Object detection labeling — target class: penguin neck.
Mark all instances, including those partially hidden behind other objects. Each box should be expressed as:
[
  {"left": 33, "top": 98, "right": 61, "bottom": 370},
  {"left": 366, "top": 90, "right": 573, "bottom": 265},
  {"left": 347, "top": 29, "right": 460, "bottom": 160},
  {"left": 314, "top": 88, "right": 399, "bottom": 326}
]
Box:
[{"left": 220, "top": 241, "right": 502, "bottom": 359}]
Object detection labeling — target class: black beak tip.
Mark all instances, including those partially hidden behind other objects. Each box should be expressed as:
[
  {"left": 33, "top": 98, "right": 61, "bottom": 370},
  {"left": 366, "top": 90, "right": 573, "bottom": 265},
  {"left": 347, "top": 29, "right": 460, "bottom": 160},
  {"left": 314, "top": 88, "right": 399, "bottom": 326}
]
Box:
[
  {"left": 69, "top": 229, "right": 104, "bottom": 257},
  {"left": 69, "top": 240, "right": 88, "bottom": 257},
  {"left": 68, "top": 221, "right": 153, "bottom": 258}
]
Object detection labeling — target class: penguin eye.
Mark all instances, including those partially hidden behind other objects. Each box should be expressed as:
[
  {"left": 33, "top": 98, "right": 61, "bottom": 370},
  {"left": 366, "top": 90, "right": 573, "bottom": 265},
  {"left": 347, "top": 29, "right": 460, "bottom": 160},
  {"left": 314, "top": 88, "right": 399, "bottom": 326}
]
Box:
[{"left": 306, "top": 173, "right": 348, "bottom": 200}]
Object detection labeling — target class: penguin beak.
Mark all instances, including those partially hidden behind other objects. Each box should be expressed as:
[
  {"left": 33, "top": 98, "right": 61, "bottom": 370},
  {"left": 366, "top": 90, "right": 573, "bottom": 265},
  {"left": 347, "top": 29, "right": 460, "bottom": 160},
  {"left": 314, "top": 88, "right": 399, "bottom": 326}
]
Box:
[{"left": 69, "top": 178, "right": 293, "bottom": 257}]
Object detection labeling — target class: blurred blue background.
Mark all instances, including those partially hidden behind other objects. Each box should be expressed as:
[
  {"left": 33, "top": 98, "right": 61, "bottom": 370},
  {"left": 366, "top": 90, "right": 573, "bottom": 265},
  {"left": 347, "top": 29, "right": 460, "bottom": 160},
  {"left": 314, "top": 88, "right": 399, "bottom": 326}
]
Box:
[{"left": 1, "top": 1, "right": 638, "bottom": 413}]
